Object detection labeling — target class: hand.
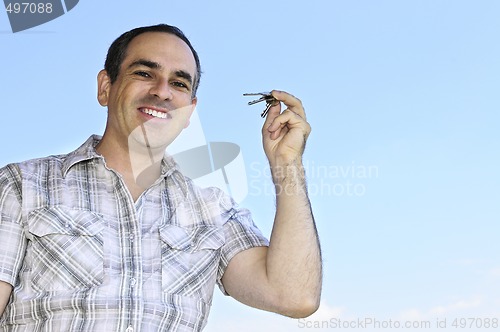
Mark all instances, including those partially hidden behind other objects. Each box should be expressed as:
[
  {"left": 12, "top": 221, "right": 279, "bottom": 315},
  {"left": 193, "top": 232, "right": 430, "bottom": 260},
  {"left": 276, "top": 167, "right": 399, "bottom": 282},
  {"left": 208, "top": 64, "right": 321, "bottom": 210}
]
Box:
[{"left": 262, "top": 90, "right": 311, "bottom": 167}]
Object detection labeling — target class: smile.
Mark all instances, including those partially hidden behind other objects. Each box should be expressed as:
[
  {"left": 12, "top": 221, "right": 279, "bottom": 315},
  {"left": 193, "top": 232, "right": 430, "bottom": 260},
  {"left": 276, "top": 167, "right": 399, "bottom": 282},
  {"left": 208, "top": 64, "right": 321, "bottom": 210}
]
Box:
[{"left": 140, "top": 108, "right": 169, "bottom": 119}]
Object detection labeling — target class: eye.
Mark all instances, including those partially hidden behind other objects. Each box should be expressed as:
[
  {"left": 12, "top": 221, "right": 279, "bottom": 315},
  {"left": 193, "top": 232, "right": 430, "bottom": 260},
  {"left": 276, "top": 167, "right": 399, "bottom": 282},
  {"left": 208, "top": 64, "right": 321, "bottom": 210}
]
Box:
[
  {"left": 172, "top": 81, "right": 189, "bottom": 89},
  {"left": 134, "top": 71, "right": 151, "bottom": 78}
]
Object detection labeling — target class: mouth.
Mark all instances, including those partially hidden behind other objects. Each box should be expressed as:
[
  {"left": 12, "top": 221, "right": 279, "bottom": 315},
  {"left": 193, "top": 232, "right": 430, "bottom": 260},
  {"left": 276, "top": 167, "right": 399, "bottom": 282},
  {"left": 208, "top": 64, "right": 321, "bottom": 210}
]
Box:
[{"left": 139, "top": 107, "right": 171, "bottom": 119}]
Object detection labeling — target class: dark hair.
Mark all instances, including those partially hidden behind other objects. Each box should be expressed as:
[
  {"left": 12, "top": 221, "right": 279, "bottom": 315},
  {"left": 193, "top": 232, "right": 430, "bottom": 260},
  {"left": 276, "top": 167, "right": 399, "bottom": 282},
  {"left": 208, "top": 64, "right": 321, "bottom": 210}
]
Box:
[{"left": 104, "top": 24, "right": 201, "bottom": 97}]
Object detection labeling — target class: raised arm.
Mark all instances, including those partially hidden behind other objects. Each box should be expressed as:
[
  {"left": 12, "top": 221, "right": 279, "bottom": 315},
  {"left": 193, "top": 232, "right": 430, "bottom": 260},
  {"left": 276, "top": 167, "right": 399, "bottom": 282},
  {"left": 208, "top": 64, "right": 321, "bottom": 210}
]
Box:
[
  {"left": 0, "top": 280, "right": 12, "bottom": 317},
  {"left": 222, "top": 90, "right": 322, "bottom": 318}
]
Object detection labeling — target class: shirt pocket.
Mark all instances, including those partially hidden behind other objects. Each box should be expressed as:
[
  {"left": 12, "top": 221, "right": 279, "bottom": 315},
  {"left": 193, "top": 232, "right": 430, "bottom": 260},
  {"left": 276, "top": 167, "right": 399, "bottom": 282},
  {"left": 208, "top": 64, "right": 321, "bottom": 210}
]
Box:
[
  {"left": 159, "top": 224, "right": 225, "bottom": 303},
  {"left": 27, "top": 207, "right": 104, "bottom": 292}
]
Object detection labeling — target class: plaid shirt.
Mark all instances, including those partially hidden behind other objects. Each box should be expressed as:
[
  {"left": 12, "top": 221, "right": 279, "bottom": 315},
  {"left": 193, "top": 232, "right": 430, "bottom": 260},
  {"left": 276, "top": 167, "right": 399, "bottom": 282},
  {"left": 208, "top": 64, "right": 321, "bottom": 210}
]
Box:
[{"left": 0, "top": 135, "right": 269, "bottom": 332}]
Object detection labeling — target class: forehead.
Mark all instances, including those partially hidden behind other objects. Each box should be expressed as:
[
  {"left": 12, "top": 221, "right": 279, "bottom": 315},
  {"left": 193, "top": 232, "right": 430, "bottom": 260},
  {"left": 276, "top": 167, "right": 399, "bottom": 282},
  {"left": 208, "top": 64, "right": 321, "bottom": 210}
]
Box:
[{"left": 123, "top": 32, "right": 196, "bottom": 73}]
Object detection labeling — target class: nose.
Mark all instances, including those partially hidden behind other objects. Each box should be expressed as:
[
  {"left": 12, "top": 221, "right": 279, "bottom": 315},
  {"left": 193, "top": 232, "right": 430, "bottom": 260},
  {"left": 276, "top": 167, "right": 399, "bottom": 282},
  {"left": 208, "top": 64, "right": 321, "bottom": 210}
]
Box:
[{"left": 149, "top": 78, "right": 173, "bottom": 100}]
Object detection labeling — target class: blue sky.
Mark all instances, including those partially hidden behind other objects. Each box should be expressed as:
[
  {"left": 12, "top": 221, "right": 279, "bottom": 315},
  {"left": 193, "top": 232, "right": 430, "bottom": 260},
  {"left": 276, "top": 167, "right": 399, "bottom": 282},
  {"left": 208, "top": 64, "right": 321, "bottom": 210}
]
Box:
[{"left": 1, "top": 1, "right": 499, "bottom": 331}]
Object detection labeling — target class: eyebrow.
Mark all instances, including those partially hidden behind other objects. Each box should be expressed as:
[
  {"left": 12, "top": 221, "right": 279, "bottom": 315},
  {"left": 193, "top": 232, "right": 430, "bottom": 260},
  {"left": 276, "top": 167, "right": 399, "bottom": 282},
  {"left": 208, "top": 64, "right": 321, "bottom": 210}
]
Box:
[
  {"left": 128, "top": 59, "right": 194, "bottom": 87},
  {"left": 128, "top": 59, "right": 161, "bottom": 70}
]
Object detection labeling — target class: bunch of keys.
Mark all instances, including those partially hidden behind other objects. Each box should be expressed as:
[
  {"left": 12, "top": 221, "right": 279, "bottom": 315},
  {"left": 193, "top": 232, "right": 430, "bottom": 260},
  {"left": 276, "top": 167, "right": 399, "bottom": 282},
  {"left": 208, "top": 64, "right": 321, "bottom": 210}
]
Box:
[{"left": 243, "top": 92, "right": 279, "bottom": 118}]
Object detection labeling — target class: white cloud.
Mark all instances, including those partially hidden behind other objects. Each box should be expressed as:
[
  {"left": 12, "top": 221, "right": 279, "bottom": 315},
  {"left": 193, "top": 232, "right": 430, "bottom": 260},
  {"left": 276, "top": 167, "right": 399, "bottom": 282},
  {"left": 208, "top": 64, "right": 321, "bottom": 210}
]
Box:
[
  {"left": 398, "top": 308, "right": 424, "bottom": 321},
  {"left": 205, "top": 300, "right": 345, "bottom": 332},
  {"left": 207, "top": 290, "right": 499, "bottom": 332},
  {"left": 451, "top": 258, "right": 486, "bottom": 266},
  {"left": 397, "top": 297, "right": 487, "bottom": 322},
  {"left": 306, "top": 301, "right": 346, "bottom": 321},
  {"left": 429, "top": 298, "right": 482, "bottom": 316},
  {"left": 488, "top": 267, "right": 500, "bottom": 278}
]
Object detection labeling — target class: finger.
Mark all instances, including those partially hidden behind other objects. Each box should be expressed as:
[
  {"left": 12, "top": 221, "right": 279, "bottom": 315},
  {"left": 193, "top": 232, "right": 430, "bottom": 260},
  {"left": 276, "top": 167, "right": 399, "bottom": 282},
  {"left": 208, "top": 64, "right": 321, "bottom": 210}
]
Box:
[
  {"left": 270, "top": 90, "right": 306, "bottom": 119},
  {"left": 267, "top": 109, "right": 303, "bottom": 133},
  {"left": 266, "top": 109, "right": 309, "bottom": 141},
  {"left": 268, "top": 118, "right": 287, "bottom": 139},
  {"left": 270, "top": 123, "right": 289, "bottom": 140},
  {"left": 262, "top": 101, "right": 282, "bottom": 133}
]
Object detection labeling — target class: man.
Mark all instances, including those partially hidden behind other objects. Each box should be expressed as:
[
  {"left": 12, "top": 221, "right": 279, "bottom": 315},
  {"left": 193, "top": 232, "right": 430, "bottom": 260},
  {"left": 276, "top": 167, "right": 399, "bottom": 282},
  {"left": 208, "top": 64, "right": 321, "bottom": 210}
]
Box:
[{"left": 0, "top": 24, "right": 321, "bottom": 331}]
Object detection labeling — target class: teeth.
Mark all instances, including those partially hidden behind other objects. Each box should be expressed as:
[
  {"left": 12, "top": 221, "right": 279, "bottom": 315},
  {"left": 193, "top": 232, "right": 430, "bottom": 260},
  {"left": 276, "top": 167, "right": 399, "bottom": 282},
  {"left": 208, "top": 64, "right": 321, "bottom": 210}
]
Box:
[{"left": 141, "top": 108, "right": 167, "bottom": 119}]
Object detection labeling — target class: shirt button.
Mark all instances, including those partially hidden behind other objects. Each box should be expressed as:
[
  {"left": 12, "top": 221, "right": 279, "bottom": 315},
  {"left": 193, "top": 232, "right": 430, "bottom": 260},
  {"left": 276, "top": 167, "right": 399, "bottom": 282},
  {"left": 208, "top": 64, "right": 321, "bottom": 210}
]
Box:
[
  {"left": 129, "top": 234, "right": 134, "bottom": 242},
  {"left": 125, "top": 326, "right": 134, "bottom": 332},
  {"left": 130, "top": 278, "right": 137, "bottom": 287}
]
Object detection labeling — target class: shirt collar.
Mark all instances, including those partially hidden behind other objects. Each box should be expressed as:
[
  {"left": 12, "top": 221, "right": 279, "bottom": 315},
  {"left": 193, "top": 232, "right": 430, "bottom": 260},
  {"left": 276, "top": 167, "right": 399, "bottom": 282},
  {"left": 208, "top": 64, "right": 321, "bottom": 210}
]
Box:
[
  {"left": 161, "top": 154, "right": 190, "bottom": 198},
  {"left": 62, "top": 135, "right": 103, "bottom": 177},
  {"left": 62, "top": 135, "right": 186, "bottom": 193},
  {"left": 160, "top": 153, "right": 179, "bottom": 178}
]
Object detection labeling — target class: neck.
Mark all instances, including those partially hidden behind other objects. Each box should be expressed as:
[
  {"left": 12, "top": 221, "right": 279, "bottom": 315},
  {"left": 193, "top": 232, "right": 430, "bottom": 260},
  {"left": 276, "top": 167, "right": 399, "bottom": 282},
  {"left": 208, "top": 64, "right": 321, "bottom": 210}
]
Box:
[{"left": 96, "top": 134, "right": 166, "bottom": 192}]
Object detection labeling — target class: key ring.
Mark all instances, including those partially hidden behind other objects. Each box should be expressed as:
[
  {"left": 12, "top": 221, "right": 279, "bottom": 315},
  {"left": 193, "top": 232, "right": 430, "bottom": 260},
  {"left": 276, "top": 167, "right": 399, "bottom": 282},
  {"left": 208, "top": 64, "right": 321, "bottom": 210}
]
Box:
[{"left": 244, "top": 92, "right": 279, "bottom": 118}]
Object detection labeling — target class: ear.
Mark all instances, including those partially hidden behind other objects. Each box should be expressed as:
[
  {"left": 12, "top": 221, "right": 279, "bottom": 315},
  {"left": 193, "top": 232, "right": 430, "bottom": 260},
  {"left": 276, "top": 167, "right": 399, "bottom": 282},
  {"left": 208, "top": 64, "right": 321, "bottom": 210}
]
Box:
[
  {"left": 184, "top": 97, "right": 198, "bottom": 128},
  {"left": 97, "top": 70, "right": 111, "bottom": 106}
]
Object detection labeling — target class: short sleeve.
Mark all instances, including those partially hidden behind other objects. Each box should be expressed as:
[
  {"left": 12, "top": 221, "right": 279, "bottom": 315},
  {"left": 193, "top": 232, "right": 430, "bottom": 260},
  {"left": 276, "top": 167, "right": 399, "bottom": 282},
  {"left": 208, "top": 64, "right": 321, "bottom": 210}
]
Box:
[
  {"left": 0, "top": 164, "right": 27, "bottom": 286},
  {"left": 216, "top": 197, "right": 269, "bottom": 295}
]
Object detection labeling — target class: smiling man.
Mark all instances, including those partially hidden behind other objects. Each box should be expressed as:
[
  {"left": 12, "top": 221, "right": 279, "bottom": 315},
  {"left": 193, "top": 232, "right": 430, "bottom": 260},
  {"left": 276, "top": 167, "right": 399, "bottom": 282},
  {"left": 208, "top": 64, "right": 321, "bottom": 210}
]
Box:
[
  {"left": 96, "top": 31, "right": 199, "bottom": 198},
  {"left": 0, "top": 24, "right": 322, "bottom": 331}
]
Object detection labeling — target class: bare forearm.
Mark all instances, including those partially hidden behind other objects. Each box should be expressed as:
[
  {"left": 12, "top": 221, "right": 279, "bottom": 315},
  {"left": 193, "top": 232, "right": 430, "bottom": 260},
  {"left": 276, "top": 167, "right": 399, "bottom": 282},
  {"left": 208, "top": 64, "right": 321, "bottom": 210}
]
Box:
[
  {"left": 0, "top": 281, "right": 12, "bottom": 317},
  {"left": 266, "top": 159, "right": 322, "bottom": 314},
  {"left": 223, "top": 90, "right": 320, "bottom": 317}
]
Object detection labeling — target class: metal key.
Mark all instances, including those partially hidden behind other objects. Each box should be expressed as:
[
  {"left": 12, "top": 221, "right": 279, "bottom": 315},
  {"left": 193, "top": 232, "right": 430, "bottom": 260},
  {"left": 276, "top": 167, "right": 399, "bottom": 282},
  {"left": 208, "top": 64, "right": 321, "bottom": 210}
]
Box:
[
  {"left": 244, "top": 92, "right": 279, "bottom": 118},
  {"left": 260, "top": 102, "right": 273, "bottom": 118}
]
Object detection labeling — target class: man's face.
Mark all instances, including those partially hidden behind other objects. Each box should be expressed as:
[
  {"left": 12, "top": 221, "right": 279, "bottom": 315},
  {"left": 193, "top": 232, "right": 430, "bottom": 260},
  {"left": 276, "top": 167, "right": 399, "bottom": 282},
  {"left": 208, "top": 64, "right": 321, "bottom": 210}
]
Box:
[{"left": 97, "top": 32, "right": 198, "bottom": 151}]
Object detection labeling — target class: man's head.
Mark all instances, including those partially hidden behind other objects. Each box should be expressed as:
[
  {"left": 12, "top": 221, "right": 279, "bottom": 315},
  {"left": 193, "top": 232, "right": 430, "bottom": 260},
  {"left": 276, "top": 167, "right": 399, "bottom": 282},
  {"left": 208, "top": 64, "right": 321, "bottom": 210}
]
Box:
[
  {"left": 104, "top": 24, "right": 201, "bottom": 98},
  {"left": 97, "top": 25, "right": 200, "bottom": 155}
]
